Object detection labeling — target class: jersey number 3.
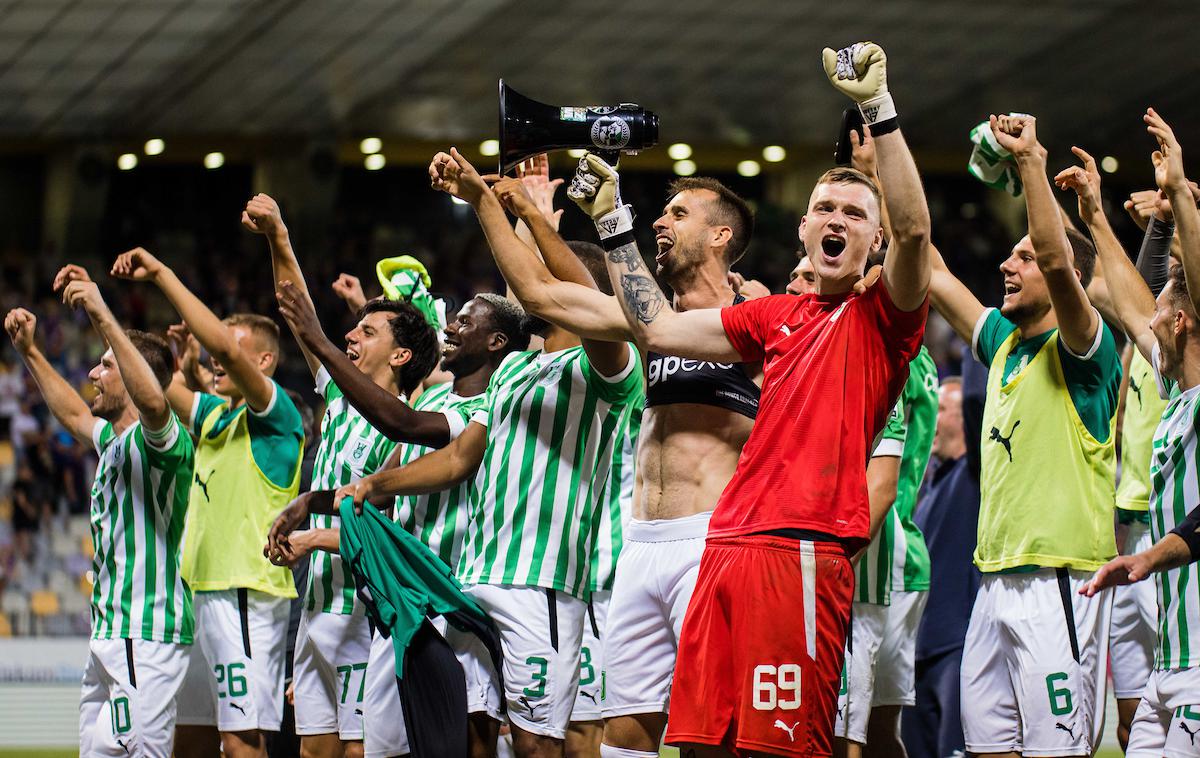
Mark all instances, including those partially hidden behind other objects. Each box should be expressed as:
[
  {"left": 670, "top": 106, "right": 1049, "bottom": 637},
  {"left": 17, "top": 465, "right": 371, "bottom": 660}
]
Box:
[{"left": 752, "top": 664, "right": 802, "bottom": 710}]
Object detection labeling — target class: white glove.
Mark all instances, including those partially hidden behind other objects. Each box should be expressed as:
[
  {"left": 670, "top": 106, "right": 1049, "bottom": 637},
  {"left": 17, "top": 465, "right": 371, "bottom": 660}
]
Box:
[
  {"left": 567, "top": 153, "right": 623, "bottom": 221},
  {"left": 821, "top": 42, "right": 896, "bottom": 127}
]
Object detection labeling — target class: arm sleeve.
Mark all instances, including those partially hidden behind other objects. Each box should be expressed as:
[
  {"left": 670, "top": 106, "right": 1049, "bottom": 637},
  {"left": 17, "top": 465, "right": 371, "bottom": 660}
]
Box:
[
  {"left": 1170, "top": 503, "right": 1200, "bottom": 563},
  {"left": 583, "top": 347, "right": 642, "bottom": 404},
  {"left": 971, "top": 309, "right": 1017, "bottom": 368},
  {"left": 1056, "top": 320, "right": 1120, "bottom": 395},
  {"left": 189, "top": 393, "right": 226, "bottom": 437},
  {"left": 874, "top": 401, "right": 908, "bottom": 458},
  {"left": 91, "top": 419, "right": 114, "bottom": 454},
  {"left": 315, "top": 366, "right": 333, "bottom": 399},
  {"left": 143, "top": 412, "right": 182, "bottom": 452},
  {"left": 720, "top": 296, "right": 791, "bottom": 363},
  {"left": 1136, "top": 216, "right": 1175, "bottom": 297}
]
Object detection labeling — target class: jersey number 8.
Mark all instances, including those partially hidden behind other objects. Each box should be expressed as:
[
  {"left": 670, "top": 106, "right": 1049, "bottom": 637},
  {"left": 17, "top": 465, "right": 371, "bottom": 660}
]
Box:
[{"left": 752, "top": 663, "right": 802, "bottom": 710}]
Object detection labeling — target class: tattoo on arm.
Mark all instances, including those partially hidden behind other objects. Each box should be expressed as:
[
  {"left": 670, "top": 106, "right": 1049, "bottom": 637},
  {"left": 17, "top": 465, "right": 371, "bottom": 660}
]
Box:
[
  {"left": 620, "top": 274, "right": 666, "bottom": 324},
  {"left": 606, "top": 243, "right": 643, "bottom": 272}
]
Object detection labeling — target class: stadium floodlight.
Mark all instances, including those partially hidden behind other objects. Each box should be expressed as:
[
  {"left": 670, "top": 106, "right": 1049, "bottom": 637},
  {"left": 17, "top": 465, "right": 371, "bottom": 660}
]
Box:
[
  {"left": 673, "top": 159, "right": 697, "bottom": 176},
  {"left": 359, "top": 137, "right": 382, "bottom": 155},
  {"left": 144, "top": 138, "right": 164, "bottom": 156},
  {"left": 667, "top": 143, "right": 692, "bottom": 160},
  {"left": 1101, "top": 156, "right": 1118, "bottom": 174},
  {"left": 364, "top": 153, "right": 386, "bottom": 171},
  {"left": 117, "top": 153, "right": 138, "bottom": 170},
  {"left": 762, "top": 145, "right": 787, "bottom": 162},
  {"left": 204, "top": 152, "right": 225, "bottom": 169},
  {"left": 479, "top": 139, "right": 500, "bottom": 157},
  {"left": 737, "top": 160, "right": 762, "bottom": 177}
]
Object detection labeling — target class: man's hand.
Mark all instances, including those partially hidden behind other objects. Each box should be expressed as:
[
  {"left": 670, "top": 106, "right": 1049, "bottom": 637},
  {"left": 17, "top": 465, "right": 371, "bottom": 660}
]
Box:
[
  {"left": 1147, "top": 107, "right": 1188, "bottom": 194},
  {"left": 727, "top": 272, "right": 771, "bottom": 300},
  {"left": 167, "top": 323, "right": 200, "bottom": 365},
  {"left": 1124, "top": 189, "right": 1164, "bottom": 229},
  {"left": 429, "top": 147, "right": 495, "bottom": 206},
  {"left": 333, "top": 479, "right": 373, "bottom": 516},
  {"left": 566, "top": 153, "right": 623, "bottom": 220},
  {"left": 822, "top": 42, "right": 888, "bottom": 105},
  {"left": 264, "top": 494, "right": 312, "bottom": 564},
  {"left": 241, "top": 193, "right": 287, "bottom": 239},
  {"left": 493, "top": 177, "right": 541, "bottom": 220},
  {"left": 853, "top": 264, "right": 884, "bottom": 295},
  {"left": 1078, "top": 554, "right": 1153, "bottom": 596},
  {"left": 849, "top": 125, "right": 878, "bottom": 179},
  {"left": 110, "top": 247, "right": 166, "bottom": 282},
  {"left": 4, "top": 308, "right": 36, "bottom": 355},
  {"left": 331, "top": 274, "right": 367, "bottom": 312},
  {"left": 51, "top": 264, "right": 91, "bottom": 292},
  {"left": 990, "top": 114, "right": 1042, "bottom": 161},
  {"left": 60, "top": 279, "right": 107, "bottom": 317},
  {"left": 517, "top": 154, "right": 565, "bottom": 230},
  {"left": 276, "top": 280, "right": 324, "bottom": 346},
  {"left": 1053, "top": 146, "right": 1104, "bottom": 224}
]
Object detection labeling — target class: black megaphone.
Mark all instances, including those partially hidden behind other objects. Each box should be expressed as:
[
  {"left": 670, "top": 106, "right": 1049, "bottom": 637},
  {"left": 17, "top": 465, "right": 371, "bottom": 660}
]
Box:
[{"left": 498, "top": 80, "right": 659, "bottom": 174}]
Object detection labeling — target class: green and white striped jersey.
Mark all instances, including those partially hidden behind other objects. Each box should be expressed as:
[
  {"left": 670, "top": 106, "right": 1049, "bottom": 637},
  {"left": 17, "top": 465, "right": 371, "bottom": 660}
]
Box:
[
  {"left": 306, "top": 368, "right": 399, "bottom": 615},
  {"left": 457, "top": 347, "right": 644, "bottom": 598},
  {"left": 857, "top": 347, "right": 937, "bottom": 604},
  {"left": 588, "top": 390, "right": 641, "bottom": 593},
  {"left": 1149, "top": 358, "right": 1200, "bottom": 670},
  {"left": 393, "top": 382, "right": 488, "bottom": 569},
  {"left": 89, "top": 415, "right": 194, "bottom": 644}
]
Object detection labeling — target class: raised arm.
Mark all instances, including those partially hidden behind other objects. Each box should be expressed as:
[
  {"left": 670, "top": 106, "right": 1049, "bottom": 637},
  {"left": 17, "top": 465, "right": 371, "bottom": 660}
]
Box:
[
  {"left": 927, "top": 245, "right": 987, "bottom": 344},
  {"left": 243, "top": 194, "right": 321, "bottom": 377},
  {"left": 4, "top": 308, "right": 96, "bottom": 444},
  {"left": 428, "top": 149, "right": 632, "bottom": 343},
  {"left": 334, "top": 421, "right": 487, "bottom": 514},
  {"left": 490, "top": 176, "right": 631, "bottom": 376},
  {"left": 992, "top": 115, "right": 1097, "bottom": 356},
  {"left": 1054, "top": 147, "right": 1156, "bottom": 360},
  {"left": 111, "top": 247, "right": 275, "bottom": 413},
  {"left": 822, "top": 42, "right": 930, "bottom": 311},
  {"left": 1147, "top": 108, "right": 1200, "bottom": 316},
  {"left": 559, "top": 154, "right": 740, "bottom": 361},
  {"left": 56, "top": 269, "right": 171, "bottom": 432},
  {"left": 275, "top": 281, "right": 452, "bottom": 448}
]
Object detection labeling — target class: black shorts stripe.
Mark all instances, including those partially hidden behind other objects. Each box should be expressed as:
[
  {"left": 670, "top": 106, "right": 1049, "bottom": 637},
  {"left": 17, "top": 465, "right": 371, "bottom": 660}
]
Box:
[
  {"left": 237, "top": 588, "right": 253, "bottom": 659},
  {"left": 124, "top": 638, "right": 137, "bottom": 689},
  {"left": 587, "top": 597, "right": 600, "bottom": 639},
  {"left": 546, "top": 588, "right": 559, "bottom": 653},
  {"left": 1056, "top": 568, "right": 1081, "bottom": 664}
]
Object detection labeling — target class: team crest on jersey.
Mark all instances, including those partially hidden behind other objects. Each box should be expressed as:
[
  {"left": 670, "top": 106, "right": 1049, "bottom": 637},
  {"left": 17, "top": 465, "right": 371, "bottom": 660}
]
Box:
[
  {"left": 349, "top": 438, "right": 370, "bottom": 464},
  {"left": 537, "top": 363, "right": 565, "bottom": 388}
]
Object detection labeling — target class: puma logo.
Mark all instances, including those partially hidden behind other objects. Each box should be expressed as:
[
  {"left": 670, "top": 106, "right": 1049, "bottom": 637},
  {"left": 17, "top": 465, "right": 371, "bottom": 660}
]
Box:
[
  {"left": 194, "top": 471, "right": 214, "bottom": 501},
  {"left": 1130, "top": 375, "right": 1144, "bottom": 409},
  {"left": 355, "top": 708, "right": 363, "bottom": 716},
  {"left": 580, "top": 690, "right": 598, "bottom": 703},
  {"left": 518, "top": 695, "right": 542, "bottom": 716},
  {"left": 1181, "top": 722, "right": 1199, "bottom": 745},
  {"left": 989, "top": 420, "right": 1021, "bottom": 462},
  {"left": 229, "top": 701, "right": 246, "bottom": 715},
  {"left": 1055, "top": 722, "right": 1077, "bottom": 741},
  {"left": 780, "top": 324, "right": 791, "bottom": 337},
  {"left": 774, "top": 720, "right": 800, "bottom": 742},
  {"left": 116, "top": 738, "right": 129, "bottom": 753}
]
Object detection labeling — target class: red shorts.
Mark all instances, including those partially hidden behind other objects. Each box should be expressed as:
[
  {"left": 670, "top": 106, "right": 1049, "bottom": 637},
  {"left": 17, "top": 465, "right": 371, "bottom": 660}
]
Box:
[{"left": 665, "top": 534, "right": 853, "bottom": 757}]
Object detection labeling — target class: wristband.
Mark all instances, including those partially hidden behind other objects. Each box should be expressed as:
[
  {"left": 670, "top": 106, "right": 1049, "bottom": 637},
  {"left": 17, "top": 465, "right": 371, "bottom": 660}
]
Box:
[
  {"left": 595, "top": 205, "right": 636, "bottom": 244},
  {"left": 858, "top": 93, "right": 898, "bottom": 135}
]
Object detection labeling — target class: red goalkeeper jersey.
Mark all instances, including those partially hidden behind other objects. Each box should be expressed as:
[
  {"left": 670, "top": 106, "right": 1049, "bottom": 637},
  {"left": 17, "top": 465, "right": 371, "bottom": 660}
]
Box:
[{"left": 714, "top": 281, "right": 927, "bottom": 545}]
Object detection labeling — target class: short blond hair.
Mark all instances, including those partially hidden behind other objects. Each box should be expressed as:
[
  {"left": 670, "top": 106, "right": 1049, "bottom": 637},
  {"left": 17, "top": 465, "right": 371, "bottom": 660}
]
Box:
[
  {"left": 809, "top": 167, "right": 882, "bottom": 217},
  {"left": 223, "top": 313, "right": 280, "bottom": 356}
]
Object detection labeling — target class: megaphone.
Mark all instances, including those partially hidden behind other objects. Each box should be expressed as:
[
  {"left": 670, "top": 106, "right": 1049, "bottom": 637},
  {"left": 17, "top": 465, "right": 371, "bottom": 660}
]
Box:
[{"left": 498, "top": 80, "right": 659, "bottom": 174}]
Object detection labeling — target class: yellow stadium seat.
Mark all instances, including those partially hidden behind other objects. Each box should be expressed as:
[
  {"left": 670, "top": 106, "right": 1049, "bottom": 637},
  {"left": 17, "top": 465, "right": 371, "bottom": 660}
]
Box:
[{"left": 30, "top": 590, "right": 59, "bottom": 617}]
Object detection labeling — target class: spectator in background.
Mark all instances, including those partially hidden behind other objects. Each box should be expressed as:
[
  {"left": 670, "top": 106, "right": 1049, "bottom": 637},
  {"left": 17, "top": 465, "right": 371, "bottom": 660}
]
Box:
[{"left": 902, "top": 357, "right": 985, "bottom": 758}]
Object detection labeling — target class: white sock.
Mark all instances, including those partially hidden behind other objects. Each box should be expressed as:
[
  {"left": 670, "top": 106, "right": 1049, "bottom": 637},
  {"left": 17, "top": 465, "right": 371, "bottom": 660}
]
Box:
[{"left": 599, "top": 744, "right": 658, "bottom": 758}]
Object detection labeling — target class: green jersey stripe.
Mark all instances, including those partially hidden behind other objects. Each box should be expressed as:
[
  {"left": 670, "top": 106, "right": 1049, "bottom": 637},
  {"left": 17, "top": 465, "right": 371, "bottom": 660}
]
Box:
[{"left": 305, "top": 368, "right": 399, "bottom": 615}]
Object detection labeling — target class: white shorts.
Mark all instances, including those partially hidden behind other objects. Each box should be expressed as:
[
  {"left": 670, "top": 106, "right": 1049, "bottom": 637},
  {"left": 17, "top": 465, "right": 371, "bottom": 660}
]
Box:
[
  {"left": 459, "top": 583, "right": 586, "bottom": 740},
  {"left": 363, "top": 617, "right": 502, "bottom": 758},
  {"left": 834, "top": 602, "right": 887, "bottom": 745},
  {"left": 79, "top": 638, "right": 190, "bottom": 758},
  {"left": 570, "top": 590, "right": 610, "bottom": 721},
  {"left": 176, "top": 589, "right": 290, "bottom": 732},
  {"left": 1111, "top": 522, "right": 1157, "bottom": 699},
  {"left": 1127, "top": 666, "right": 1200, "bottom": 758},
  {"left": 601, "top": 512, "right": 709, "bottom": 718},
  {"left": 873, "top": 590, "right": 927, "bottom": 707},
  {"left": 293, "top": 607, "right": 371, "bottom": 740},
  {"left": 961, "top": 569, "right": 1112, "bottom": 757}
]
